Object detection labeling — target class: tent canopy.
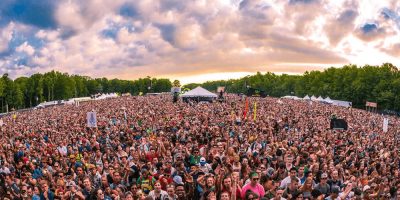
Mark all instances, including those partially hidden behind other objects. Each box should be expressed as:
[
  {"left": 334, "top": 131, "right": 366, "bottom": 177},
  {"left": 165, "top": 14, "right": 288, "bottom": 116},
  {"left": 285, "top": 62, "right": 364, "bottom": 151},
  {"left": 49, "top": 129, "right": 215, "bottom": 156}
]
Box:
[
  {"left": 180, "top": 86, "right": 218, "bottom": 98},
  {"left": 324, "top": 96, "right": 333, "bottom": 103},
  {"left": 310, "top": 95, "right": 317, "bottom": 100}
]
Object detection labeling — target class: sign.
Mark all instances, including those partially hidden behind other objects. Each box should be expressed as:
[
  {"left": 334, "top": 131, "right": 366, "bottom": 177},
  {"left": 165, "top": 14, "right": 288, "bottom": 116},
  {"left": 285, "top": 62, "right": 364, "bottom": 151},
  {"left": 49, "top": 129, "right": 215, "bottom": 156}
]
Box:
[
  {"left": 366, "top": 101, "right": 377, "bottom": 108},
  {"left": 383, "top": 118, "right": 389, "bottom": 133},
  {"left": 217, "top": 87, "right": 225, "bottom": 93},
  {"left": 87, "top": 112, "right": 97, "bottom": 127},
  {"left": 171, "top": 87, "right": 181, "bottom": 93},
  {"left": 330, "top": 119, "right": 348, "bottom": 130}
]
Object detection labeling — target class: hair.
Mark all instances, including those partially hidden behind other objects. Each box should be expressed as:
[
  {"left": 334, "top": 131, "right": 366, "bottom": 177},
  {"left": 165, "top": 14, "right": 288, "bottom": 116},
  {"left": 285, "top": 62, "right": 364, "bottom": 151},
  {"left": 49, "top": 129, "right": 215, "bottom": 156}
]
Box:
[
  {"left": 249, "top": 171, "right": 258, "bottom": 178},
  {"left": 259, "top": 175, "right": 269, "bottom": 185},
  {"left": 291, "top": 176, "right": 299, "bottom": 183},
  {"left": 245, "top": 190, "right": 259, "bottom": 200},
  {"left": 203, "top": 190, "right": 216, "bottom": 200},
  {"left": 220, "top": 190, "right": 231, "bottom": 199},
  {"left": 290, "top": 167, "right": 298, "bottom": 172}
]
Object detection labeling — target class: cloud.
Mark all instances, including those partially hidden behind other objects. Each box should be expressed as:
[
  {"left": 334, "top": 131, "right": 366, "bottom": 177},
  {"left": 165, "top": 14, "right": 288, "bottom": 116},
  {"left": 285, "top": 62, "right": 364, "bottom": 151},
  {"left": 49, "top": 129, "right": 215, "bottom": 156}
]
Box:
[
  {"left": 0, "top": 23, "right": 14, "bottom": 52},
  {"left": 355, "top": 23, "right": 388, "bottom": 42},
  {"left": 381, "top": 8, "right": 400, "bottom": 29},
  {"left": 325, "top": 9, "right": 358, "bottom": 45},
  {"left": 155, "top": 23, "right": 176, "bottom": 46},
  {"left": 16, "top": 42, "right": 35, "bottom": 56},
  {"left": 289, "top": 0, "right": 317, "bottom": 5},
  {"left": 381, "top": 43, "right": 400, "bottom": 57},
  {"left": 0, "top": 0, "right": 399, "bottom": 82}
]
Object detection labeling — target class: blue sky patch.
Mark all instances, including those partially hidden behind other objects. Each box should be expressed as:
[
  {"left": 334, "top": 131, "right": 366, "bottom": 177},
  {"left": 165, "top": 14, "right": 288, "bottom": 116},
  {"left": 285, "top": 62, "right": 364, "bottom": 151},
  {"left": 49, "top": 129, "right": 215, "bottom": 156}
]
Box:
[
  {"left": 2, "top": 0, "right": 57, "bottom": 29},
  {"left": 155, "top": 23, "right": 176, "bottom": 45},
  {"left": 361, "top": 23, "right": 378, "bottom": 34}
]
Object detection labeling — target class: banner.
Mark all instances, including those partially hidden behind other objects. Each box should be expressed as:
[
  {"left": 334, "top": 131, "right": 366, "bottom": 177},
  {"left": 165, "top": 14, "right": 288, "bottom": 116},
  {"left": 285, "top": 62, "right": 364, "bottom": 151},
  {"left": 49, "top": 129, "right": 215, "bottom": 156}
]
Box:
[
  {"left": 87, "top": 112, "right": 97, "bottom": 127},
  {"left": 171, "top": 87, "right": 181, "bottom": 93},
  {"left": 366, "top": 101, "right": 377, "bottom": 108},
  {"left": 383, "top": 118, "right": 389, "bottom": 133}
]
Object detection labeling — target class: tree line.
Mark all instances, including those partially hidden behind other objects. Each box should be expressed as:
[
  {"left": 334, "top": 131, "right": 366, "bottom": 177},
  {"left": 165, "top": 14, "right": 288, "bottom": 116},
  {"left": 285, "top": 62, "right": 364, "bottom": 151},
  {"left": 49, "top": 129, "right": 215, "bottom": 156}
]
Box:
[
  {"left": 1, "top": 63, "right": 399, "bottom": 112},
  {"left": 0, "top": 71, "right": 173, "bottom": 112},
  {"left": 184, "top": 63, "right": 400, "bottom": 112}
]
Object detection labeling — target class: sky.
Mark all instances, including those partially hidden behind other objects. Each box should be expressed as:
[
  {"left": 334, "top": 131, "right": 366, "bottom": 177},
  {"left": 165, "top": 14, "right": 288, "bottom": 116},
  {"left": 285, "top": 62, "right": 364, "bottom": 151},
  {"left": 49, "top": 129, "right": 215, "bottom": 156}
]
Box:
[{"left": 0, "top": 0, "right": 399, "bottom": 84}]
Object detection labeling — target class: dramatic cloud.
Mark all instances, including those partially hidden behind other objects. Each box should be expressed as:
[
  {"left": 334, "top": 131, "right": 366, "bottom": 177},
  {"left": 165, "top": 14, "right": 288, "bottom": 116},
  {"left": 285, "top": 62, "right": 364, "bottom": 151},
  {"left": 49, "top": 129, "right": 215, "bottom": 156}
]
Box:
[{"left": 0, "top": 0, "right": 399, "bottom": 83}]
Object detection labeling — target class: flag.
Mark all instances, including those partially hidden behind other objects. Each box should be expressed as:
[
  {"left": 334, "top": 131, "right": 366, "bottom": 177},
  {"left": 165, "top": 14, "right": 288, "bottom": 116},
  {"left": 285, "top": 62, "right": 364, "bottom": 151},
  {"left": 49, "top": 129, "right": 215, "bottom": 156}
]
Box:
[
  {"left": 243, "top": 98, "right": 249, "bottom": 118},
  {"left": 383, "top": 118, "right": 389, "bottom": 133},
  {"left": 253, "top": 102, "right": 257, "bottom": 121}
]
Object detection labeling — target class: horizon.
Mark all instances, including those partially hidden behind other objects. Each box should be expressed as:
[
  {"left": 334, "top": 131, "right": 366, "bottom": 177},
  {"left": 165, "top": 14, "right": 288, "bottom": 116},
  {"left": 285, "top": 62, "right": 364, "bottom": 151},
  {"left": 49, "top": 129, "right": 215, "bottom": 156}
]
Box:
[{"left": 0, "top": 0, "right": 399, "bottom": 83}]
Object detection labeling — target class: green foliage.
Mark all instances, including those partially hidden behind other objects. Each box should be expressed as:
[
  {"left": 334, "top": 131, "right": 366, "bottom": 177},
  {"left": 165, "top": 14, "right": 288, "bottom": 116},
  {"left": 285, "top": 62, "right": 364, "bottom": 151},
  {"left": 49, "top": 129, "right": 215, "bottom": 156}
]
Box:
[
  {"left": 1, "top": 63, "right": 399, "bottom": 112},
  {"left": 182, "top": 63, "right": 400, "bottom": 111},
  {"left": 0, "top": 72, "right": 172, "bottom": 112}
]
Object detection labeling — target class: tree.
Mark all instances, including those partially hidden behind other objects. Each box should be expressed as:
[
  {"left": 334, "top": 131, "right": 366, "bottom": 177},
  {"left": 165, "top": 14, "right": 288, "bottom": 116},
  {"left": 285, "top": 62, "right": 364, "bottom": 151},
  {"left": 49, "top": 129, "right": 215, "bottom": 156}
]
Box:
[{"left": 173, "top": 80, "right": 181, "bottom": 87}]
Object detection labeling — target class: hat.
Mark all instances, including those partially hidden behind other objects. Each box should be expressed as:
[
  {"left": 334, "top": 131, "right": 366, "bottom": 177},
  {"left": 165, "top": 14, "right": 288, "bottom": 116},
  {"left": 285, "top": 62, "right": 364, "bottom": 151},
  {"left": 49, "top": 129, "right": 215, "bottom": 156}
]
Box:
[
  {"left": 120, "top": 152, "right": 128, "bottom": 158},
  {"left": 321, "top": 173, "right": 328, "bottom": 179},
  {"left": 200, "top": 157, "right": 206, "bottom": 163},
  {"left": 363, "top": 185, "right": 371, "bottom": 192},
  {"left": 173, "top": 176, "right": 184, "bottom": 185},
  {"left": 266, "top": 167, "right": 275, "bottom": 177},
  {"left": 69, "top": 154, "right": 76, "bottom": 159},
  {"left": 66, "top": 181, "right": 76, "bottom": 187}
]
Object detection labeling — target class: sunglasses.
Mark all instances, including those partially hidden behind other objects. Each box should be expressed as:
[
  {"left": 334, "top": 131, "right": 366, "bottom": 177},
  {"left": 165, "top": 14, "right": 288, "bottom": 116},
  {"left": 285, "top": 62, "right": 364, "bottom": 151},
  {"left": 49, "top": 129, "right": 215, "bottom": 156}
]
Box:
[{"left": 252, "top": 178, "right": 259, "bottom": 181}]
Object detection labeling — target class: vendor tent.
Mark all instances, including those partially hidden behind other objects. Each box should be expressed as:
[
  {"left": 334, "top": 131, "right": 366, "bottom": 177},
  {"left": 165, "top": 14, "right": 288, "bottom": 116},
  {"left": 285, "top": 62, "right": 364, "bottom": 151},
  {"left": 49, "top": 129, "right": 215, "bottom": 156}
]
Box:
[
  {"left": 317, "top": 96, "right": 324, "bottom": 101},
  {"left": 324, "top": 97, "right": 333, "bottom": 103},
  {"left": 181, "top": 86, "right": 217, "bottom": 102},
  {"left": 310, "top": 95, "right": 317, "bottom": 101}
]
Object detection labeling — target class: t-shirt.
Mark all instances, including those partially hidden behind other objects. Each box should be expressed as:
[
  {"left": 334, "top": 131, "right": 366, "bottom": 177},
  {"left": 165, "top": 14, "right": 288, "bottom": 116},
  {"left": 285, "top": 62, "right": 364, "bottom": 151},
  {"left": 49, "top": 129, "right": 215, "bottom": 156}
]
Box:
[
  {"left": 241, "top": 183, "right": 265, "bottom": 200},
  {"left": 315, "top": 183, "right": 331, "bottom": 195}
]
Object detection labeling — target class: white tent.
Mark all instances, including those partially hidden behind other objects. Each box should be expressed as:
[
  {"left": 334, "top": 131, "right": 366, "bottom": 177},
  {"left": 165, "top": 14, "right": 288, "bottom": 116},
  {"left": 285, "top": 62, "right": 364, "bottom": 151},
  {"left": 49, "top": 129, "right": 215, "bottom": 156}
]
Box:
[
  {"left": 310, "top": 95, "right": 317, "bottom": 101},
  {"left": 303, "top": 95, "right": 310, "bottom": 100},
  {"left": 317, "top": 96, "right": 324, "bottom": 101},
  {"left": 331, "top": 100, "right": 352, "bottom": 107},
  {"left": 324, "top": 96, "right": 333, "bottom": 103},
  {"left": 181, "top": 86, "right": 218, "bottom": 99}
]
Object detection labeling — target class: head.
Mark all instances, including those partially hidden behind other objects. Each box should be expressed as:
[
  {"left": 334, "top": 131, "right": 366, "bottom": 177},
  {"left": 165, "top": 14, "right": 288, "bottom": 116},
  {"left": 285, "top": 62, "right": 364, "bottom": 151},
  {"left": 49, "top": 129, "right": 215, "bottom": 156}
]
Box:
[
  {"left": 289, "top": 167, "right": 297, "bottom": 178},
  {"left": 154, "top": 181, "right": 162, "bottom": 192},
  {"left": 289, "top": 177, "right": 300, "bottom": 190},
  {"left": 320, "top": 173, "right": 328, "bottom": 184},
  {"left": 220, "top": 191, "right": 230, "bottom": 200},
  {"left": 223, "top": 176, "right": 232, "bottom": 189},
  {"left": 245, "top": 190, "right": 259, "bottom": 200},
  {"left": 175, "top": 184, "right": 186, "bottom": 198},
  {"left": 249, "top": 172, "right": 260, "bottom": 186},
  {"left": 96, "top": 189, "right": 105, "bottom": 199},
  {"left": 204, "top": 190, "right": 217, "bottom": 200},
  {"left": 166, "top": 184, "right": 175, "bottom": 197}
]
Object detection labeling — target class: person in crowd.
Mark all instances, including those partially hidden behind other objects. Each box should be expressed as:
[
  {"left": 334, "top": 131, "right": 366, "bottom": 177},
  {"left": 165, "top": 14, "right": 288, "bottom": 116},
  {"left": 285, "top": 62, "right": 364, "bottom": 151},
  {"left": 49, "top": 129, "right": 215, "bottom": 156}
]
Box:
[{"left": 0, "top": 95, "right": 398, "bottom": 200}]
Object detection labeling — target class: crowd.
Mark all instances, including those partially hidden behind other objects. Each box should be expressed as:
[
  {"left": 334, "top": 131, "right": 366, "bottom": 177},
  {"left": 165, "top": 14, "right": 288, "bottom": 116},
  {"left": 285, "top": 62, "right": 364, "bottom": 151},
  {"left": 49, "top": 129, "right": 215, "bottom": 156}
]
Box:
[{"left": 0, "top": 94, "right": 399, "bottom": 200}]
